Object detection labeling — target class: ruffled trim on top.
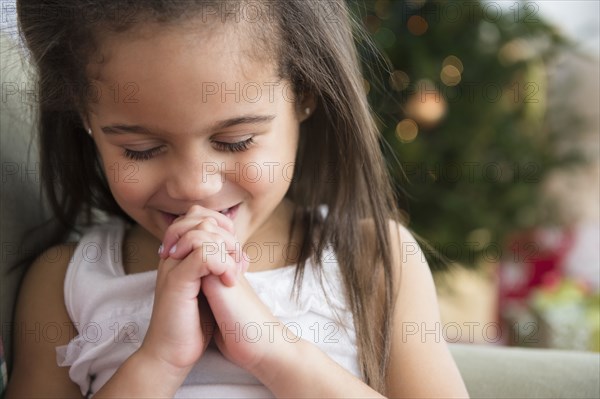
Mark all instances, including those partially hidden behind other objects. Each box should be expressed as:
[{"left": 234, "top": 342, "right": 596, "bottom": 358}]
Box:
[
  {"left": 55, "top": 310, "right": 152, "bottom": 397},
  {"left": 56, "top": 337, "right": 84, "bottom": 367},
  {"left": 245, "top": 250, "right": 353, "bottom": 330}
]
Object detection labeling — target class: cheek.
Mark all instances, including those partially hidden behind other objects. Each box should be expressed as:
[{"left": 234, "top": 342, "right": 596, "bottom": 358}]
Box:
[
  {"left": 237, "top": 163, "right": 293, "bottom": 194},
  {"left": 103, "top": 161, "right": 156, "bottom": 207},
  {"left": 244, "top": 118, "right": 299, "bottom": 189},
  {"left": 93, "top": 142, "right": 146, "bottom": 204},
  {"left": 236, "top": 139, "right": 297, "bottom": 194}
]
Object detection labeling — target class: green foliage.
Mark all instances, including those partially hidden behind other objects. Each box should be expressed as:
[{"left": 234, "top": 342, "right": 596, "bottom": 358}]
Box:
[{"left": 349, "top": 0, "right": 576, "bottom": 269}]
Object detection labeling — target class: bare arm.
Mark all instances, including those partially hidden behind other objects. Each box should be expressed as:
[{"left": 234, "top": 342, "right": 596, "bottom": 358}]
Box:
[
  {"left": 385, "top": 224, "right": 469, "bottom": 398},
  {"left": 250, "top": 335, "right": 385, "bottom": 398},
  {"left": 5, "top": 244, "right": 84, "bottom": 398},
  {"left": 91, "top": 349, "right": 190, "bottom": 398},
  {"left": 5, "top": 243, "right": 190, "bottom": 398}
]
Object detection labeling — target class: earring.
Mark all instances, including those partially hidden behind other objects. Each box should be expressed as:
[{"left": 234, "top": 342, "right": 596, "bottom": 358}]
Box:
[
  {"left": 87, "top": 127, "right": 92, "bottom": 136},
  {"left": 304, "top": 107, "right": 310, "bottom": 115}
]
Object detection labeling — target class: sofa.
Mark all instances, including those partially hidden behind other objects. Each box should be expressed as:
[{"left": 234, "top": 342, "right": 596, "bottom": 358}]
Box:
[{"left": 1, "top": 31, "right": 599, "bottom": 399}]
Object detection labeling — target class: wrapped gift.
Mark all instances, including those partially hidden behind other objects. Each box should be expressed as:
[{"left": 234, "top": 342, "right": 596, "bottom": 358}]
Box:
[
  {"left": 529, "top": 276, "right": 600, "bottom": 352},
  {"left": 499, "top": 227, "right": 574, "bottom": 348}
]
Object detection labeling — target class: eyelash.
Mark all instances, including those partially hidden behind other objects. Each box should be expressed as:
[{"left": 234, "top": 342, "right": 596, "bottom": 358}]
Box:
[
  {"left": 212, "top": 137, "right": 255, "bottom": 153},
  {"left": 123, "top": 137, "right": 255, "bottom": 161},
  {"left": 124, "top": 147, "right": 165, "bottom": 161}
]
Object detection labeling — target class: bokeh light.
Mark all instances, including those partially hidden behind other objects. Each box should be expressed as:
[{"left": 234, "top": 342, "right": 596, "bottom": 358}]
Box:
[
  {"left": 363, "top": 15, "right": 382, "bottom": 34},
  {"left": 390, "top": 70, "right": 410, "bottom": 91},
  {"left": 396, "top": 119, "right": 419, "bottom": 143},
  {"left": 375, "top": 0, "right": 392, "bottom": 20},
  {"left": 374, "top": 27, "right": 397, "bottom": 48},
  {"left": 405, "top": 79, "right": 448, "bottom": 127},
  {"left": 498, "top": 39, "right": 534, "bottom": 65},
  {"left": 478, "top": 20, "right": 501, "bottom": 50},
  {"left": 407, "top": 15, "right": 428, "bottom": 36},
  {"left": 441, "top": 65, "right": 462, "bottom": 86},
  {"left": 443, "top": 55, "right": 464, "bottom": 73}
]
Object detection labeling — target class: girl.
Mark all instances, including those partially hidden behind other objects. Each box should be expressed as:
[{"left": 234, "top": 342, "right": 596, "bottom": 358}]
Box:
[{"left": 7, "top": 0, "right": 468, "bottom": 397}]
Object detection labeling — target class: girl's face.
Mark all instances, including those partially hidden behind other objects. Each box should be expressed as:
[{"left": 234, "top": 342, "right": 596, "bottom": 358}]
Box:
[{"left": 85, "top": 23, "right": 308, "bottom": 245}]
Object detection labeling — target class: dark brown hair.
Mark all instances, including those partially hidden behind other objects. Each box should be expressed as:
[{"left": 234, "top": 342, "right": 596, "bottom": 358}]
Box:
[{"left": 17, "top": 0, "right": 402, "bottom": 393}]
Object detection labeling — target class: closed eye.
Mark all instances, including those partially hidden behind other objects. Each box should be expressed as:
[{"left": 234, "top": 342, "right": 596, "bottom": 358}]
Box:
[
  {"left": 123, "top": 137, "right": 255, "bottom": 162},
  {"left": 124, "top": 146, "right": 166, "bottom": 161},
  {"left": 212, "top": 137, "right": 255, "bottom": 153}
]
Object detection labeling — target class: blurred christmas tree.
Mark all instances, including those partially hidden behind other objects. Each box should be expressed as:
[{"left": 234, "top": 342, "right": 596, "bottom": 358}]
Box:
[{"left": 349, "top": 0, "right": 582, "bottom": 270}]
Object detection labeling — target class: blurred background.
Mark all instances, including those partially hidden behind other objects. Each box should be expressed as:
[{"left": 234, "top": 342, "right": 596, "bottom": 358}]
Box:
[{"left": 349, "top": 0, "right": 599, "bottom": 352}]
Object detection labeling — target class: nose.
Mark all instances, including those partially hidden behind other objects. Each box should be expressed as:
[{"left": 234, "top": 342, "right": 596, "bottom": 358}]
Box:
[{"left": 166, "top": 156, "right": 223, "bottom": 201}]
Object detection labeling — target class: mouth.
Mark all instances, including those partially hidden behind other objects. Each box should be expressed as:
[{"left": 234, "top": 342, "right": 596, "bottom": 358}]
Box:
[
  {"left": 161, "top": 212, "right": 179, "bottom": 226},
  {"left": 161, "top": 203, "right": 241, "bottom": 225},
  {"left": 217, "top": 203, "right": 240, "bottom": 220}
]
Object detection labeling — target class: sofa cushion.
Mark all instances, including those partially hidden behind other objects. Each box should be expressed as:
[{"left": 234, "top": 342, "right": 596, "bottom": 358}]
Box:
[
  {"left": 0, "top": 30, "right": 50, "bottom": 370},
  {"left": 449, "top": 343, "right": 600, "bottom": 398}
]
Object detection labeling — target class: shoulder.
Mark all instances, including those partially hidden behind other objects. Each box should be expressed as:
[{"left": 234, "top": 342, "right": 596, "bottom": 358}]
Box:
[
  {"left": 357, "top": 219, "right": 468, "bottom": 397},
  {"left": 374, "top": 221, "right": 469, "bottom": 398},
  {"left": 6, "top": 242, "right": 83, "bottom": 398},
  {"left": 17, "top": 242, "right": 78, "bottom": 308},
  {"left": 358, "top": 218, "right": 425, "bottom": 272},
  {"left": 22, "top": 242, "right": 78, "bottom": 291}
]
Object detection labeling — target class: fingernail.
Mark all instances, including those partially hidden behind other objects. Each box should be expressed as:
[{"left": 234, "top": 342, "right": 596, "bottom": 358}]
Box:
[
  {"left": 169, "top": 244, "right": 177, "bottom": 255},
  {"left": 158, "top": 244, "right": 164, "bottom": 255}
]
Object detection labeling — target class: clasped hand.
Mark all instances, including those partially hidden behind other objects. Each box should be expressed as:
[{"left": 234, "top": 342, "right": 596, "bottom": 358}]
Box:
[{"left": 140, "top": 205, "right": 292, "bottom": 377}]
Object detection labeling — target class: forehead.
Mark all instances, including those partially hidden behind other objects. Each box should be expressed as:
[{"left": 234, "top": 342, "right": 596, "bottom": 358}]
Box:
[
  {"left": 88, "top": 21, "right": 278, "bottom": 87},
  {"left": 86, "top": 22, "right": 288, "bottom": 126}
]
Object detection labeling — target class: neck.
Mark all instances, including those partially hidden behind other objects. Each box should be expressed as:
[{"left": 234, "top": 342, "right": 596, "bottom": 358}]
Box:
[{"left": 243, "top": 199, "right": 304, "bottom": 272}]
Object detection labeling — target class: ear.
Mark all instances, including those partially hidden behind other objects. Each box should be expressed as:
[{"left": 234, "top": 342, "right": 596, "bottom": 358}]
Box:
[
  {"left": 79, "top": 112, "right": 89, "bottom": 130},
  {"left": 79, "top": 112, "right": 93, "bottom": 136},
  {"left": 296, "top": 92, "right": 317, "bottom": 123}
]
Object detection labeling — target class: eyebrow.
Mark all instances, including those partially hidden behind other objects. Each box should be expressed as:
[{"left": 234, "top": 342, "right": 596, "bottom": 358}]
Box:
[{"left": 100, "top": 115, "right": 276, "bottom": 136}]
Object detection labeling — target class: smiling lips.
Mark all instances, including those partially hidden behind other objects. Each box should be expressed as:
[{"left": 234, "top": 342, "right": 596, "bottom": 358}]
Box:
[
  {"left": 162, "top": 203, "right": 241, "bottom": 225},
  {"left": 218, "top": 203, "right": 240, "bottom": 219}
]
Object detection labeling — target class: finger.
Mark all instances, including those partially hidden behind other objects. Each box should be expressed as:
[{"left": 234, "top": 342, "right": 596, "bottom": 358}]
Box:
[
  {"left": 170, "top": 247, "right": 236, "bottom": 285},
  {"left": 201, "top": 253, "right": 241, "bottom": 288},
  {"left": 155, "top": 256, "right": 204, "bottom": 299},
  {"left": 161, "top": 216, "right": 218, "bottom": 259},
  {"left": 219, "top": 267, "right": 238, "bottom": 288},
  {"left": 168, "top": 228, "right": 238, "bottom": 261},
  {"left": 187, "top": 205, "right": 235, "bottom": 234},
  {"left": 206, "top": 252, "right": 239, "bottom": 287},
  {"left": 161, "top": 207, "right": 235, "bottom": 258}
]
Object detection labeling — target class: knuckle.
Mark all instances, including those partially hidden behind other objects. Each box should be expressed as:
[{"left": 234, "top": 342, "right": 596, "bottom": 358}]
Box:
[
  {"left": 190, "top": 246, "right": 210, "bottom": 263},
  {"left": 195, "top": 220, "right": 216, "bottom": 233},
  {"left": 164, "top": 224, "right": 181, "bottom": 241},
  {"left": 188, "top": 204, "right": 204, "bottom": 215},
  {"left": 181, "top": 229, "right": 202, "bottom": 242},
  {"left": 221, "top": 217, "right": 234, "bottom": 230},
  {"left": 204, "top": 217, "right": 219, "bottom": 229},
  {"left": 182, "top": 229, "right": 211, "bottom": 246},
  {"left": 207, "top": 232, "right": 225, "bottom": 245}
]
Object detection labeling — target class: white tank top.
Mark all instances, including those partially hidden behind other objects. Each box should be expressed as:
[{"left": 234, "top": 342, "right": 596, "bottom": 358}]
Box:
[{"left": 55, "top": 218, "right": 361, "bottom": 397}]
